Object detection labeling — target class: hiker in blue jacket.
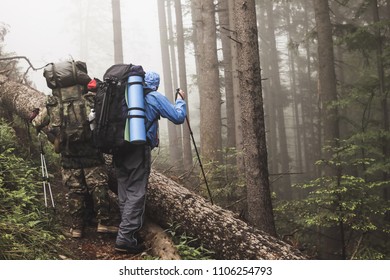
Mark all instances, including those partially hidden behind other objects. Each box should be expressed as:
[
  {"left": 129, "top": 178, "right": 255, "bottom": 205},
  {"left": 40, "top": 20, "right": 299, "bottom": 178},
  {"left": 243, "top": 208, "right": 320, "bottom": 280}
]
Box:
[{"left": 114, "top": 71, "right": 187, "bottom": 254}]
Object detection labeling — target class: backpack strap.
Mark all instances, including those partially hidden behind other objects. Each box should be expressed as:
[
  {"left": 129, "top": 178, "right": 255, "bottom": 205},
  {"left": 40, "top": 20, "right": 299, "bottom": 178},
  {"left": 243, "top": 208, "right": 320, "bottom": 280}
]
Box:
[
  {"left": 71, "top": 60, "right": 78, "bottom": 84},
  {"left": 51, "top": 63, "right": 64, "bottom": 125},
  {"left": 143, "top": 88, "right": 160, "bottom": 132},
  {"left": 144, "top": 88, "right": 154, "bottom": 96},
  {"left": 146, "top": 115, "right": 160, "bottom": 132}
]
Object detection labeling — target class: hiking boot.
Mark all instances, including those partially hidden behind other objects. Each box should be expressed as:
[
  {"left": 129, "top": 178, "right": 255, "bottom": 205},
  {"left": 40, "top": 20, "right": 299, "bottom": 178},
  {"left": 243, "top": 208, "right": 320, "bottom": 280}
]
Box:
[
  {"left": 115, "top": 243, "right": 146, "bottom": 255},
  {"left": 62, "top": 228, "right": 83, "bottom": 238},
  {"left": 97, "top": 223, "right": 118, "bottom": 234},
  {"left": 134, "top": 233, "right": 144, "bottom": 245}
]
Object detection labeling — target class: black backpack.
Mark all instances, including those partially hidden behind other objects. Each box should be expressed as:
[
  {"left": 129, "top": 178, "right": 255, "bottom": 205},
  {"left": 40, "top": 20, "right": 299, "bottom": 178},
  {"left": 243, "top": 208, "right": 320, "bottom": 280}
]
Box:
[{"left": 92, "top": 64, "right": 145, "bottom": 154}]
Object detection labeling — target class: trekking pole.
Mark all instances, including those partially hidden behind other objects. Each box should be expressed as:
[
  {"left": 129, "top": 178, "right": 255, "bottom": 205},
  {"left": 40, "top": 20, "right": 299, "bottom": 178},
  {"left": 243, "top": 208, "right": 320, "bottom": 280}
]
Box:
[
  {"left": 39, "top": 135, "right": 55, "bottom": 209},
  {"left": 176, "top": 89, "right": 214, "bottom": 205}
]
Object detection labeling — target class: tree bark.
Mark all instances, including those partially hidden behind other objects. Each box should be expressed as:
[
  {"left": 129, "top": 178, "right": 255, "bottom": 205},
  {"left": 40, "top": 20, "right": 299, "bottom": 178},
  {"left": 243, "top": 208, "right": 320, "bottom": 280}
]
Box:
[
  {"left": 257, "top": 2, "right": 278, "bottom": 177},
  {"left": 174, "top": 0, "right": 193, "bottom": 171},
  {"left": 192, "top": 0, "right": 222, "bottom": 163},
  {"left": 167, "top": 0, "right": 184, "bottom": 170},
  {"left": 313, "top": 0, "right": 341, "bottom": 259},
  {"left": 228, "top": 0, "right": 244, "bottom": 171},
  {"left": 111, "top": 0, "right": 124, "bottom": 64},
  {"left": 0, "top": 74, "right": 305, "bottom": 260},
  {"left": 218, "top": 0, "right": 236, "bottom": 151},
  {"left": 371, "top": 0, "right": 390, "bottom": 205},
  {"left": 157, "top": 0, "right": 182, "bottom": 170},
  {"left": 313, "top": 0, "right": 340, "bottom": 154},
  {"left": 141, "top": 218, "right": 181, "bottom": 260},
  {"left": 264, "top": 0, "right": 292, "bottom": 199},
  {"left": 147, "top": 170, "right": 304, "bottom": 259},
  {"left": 0, "top": 75, "right": 46, "bottom": 119},
  {"left": 232, "top": 0, "right": 277, "bottom": 236}
]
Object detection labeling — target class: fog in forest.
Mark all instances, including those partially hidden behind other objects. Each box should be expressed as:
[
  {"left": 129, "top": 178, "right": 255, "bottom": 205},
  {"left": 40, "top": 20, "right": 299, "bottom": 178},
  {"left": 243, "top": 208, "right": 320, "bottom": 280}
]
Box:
[
  {"left": 0, "top": 0, "right": 164, "bottom": 93},
  {"left": 0, "top": 0, "right": 200, "bottom": 143},
  {"left": 1, "top": 0, "right": 389, "bottom": 261}
]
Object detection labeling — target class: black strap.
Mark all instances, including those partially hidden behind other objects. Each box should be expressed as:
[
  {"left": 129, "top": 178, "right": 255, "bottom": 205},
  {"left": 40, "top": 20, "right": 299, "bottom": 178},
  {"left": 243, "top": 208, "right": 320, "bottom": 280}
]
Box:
[
  {"left": 128, "top": 81, "right": 143, "bottom": 86},
  {"left": 127, "top": 107, "right": 146, "bottom": 112},
  {"left": 146, "top": 116, "right": 160, "bottom": 132},
  {"left": 126, "top": 115, "right": 146, "bottom": 119},
  {"left": 71, "top": 60, "right": 78, "bottom": 85},
  {"left": 144, "top": 88, "right": 154, "bottom": 96},
  {"left": 143, "top": 89, "right": 159, "bottom": 132}
]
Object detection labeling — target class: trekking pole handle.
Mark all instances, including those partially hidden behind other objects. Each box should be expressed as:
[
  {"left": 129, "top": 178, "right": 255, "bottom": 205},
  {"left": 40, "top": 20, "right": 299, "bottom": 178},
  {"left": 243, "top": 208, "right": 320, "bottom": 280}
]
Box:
[
  {"left": 175, "top": 88, "right": 185, "bottom": 100},
  {"left": 38, "top": 133, "right": 45, "bottom": 155},
  {"left": 176, "top": 89, "right": 195, "bottom": 138}
]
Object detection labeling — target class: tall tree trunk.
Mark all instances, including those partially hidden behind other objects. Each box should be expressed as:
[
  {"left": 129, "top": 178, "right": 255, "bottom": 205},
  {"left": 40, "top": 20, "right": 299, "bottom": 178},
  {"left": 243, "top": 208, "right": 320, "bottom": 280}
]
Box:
[
  {"left": 371, "top": 0, "right": 390, "bottom": 225},
  {"left": 303, "top": 0, "right": 320, "bottom": 179},
  {"left": 111, "top": 0, "right": 123, "bottom": 64},
  {"left": 257, "top": 1, "right": 278, "bottom": 177},
  {"left": 264, "top": 0, "right": 292, "bottom": 199},
  {"left": 228, "top": 0, "right": 244, "bottom": 170},
  {"left": 79, "top": 0, "right": 90, "bottom": 61},
  {"left": 313, "top": 0, "right": 341, "bottom": 259},
  {"left": 192, "top": 0, "right": 222, "bottom": 163},
  {"left": 387, "top": 0, "right": 390, "bottom": 17},
  {"left": 174, "top": 0, "right": 193, "bottom": 171},
  {"left": 218, "top": 0, "right": 236, "bottom": 151},
  {"left": 285, "top": 3, "right": 304, "bottom": 177},
  {"left": 157, "top": 0, "right": 181, "bottom": 170},
  {"left": 313, "top": 0, "right": 339, "bottom": 153},
  {"left": 167, "top": 0, "right": 184, "bottom": 171},
  {"left": 232, "top": 0, "right": 276, "bottom": 236},
  {"left": 385, "top": 0, "right": 390, "bottom": 220}
]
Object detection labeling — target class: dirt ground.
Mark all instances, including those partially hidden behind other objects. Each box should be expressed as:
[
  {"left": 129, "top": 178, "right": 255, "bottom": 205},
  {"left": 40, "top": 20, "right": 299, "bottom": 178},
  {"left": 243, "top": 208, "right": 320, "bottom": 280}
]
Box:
[
  {"left": 57, "top": 224, "right": 146, "bottom": 260},
  {"left": 50, "top": 174, "right": 149, "bottom": 260}
]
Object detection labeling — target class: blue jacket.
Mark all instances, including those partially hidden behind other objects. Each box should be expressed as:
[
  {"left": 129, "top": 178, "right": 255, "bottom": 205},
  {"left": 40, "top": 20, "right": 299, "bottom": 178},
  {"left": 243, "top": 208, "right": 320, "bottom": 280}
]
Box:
[{"left": 144, "top": 91, "right": 186, "bottom": 149}]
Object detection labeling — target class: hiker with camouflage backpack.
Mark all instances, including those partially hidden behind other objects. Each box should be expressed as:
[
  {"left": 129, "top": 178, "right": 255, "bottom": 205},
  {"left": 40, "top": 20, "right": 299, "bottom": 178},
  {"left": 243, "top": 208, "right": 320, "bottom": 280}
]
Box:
[{"left": 31, "top": 60, "right": 117, "bottom": 238}]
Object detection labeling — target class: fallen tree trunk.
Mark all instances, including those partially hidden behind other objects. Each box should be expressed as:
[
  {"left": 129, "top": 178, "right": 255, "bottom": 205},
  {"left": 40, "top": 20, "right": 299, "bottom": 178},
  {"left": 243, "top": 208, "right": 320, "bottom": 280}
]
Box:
[
  {"left": 141, "top": 219, "right": 181, "bottom": 260},
  {"left": 0, "top": 74, "right": 306, "bottom": 260},
  {"left": 0, "top": 74, "right": 46, "bottom": 119},
  {"left": 147, "top": 170, "right": 304, "bottom": 260}
]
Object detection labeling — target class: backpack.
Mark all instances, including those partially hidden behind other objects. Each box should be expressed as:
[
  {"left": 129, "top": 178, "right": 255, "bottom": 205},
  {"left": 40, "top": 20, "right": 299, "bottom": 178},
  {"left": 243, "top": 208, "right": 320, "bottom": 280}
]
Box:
[
  {"left": 92, "top": 64, "right": 146, "bottom": 154},
  {"left": 43, "top": 60, "right": 91, "bottom": 89},
  {"left": 43, "top": 60, "right": 92, "bottom": 154}
]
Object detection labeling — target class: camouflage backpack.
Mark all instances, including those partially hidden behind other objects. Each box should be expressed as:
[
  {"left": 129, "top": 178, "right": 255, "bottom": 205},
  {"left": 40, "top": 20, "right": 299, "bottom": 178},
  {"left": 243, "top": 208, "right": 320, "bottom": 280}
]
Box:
[{"left": 43, "top": 61, "right": 92, "bottom": 154}]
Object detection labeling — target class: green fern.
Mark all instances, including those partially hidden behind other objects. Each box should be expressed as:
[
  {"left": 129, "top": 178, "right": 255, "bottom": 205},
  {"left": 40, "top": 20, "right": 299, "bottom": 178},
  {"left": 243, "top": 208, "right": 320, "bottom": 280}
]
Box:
[{"left": 0, "top": 119, "right": 63, "bottom": 260}]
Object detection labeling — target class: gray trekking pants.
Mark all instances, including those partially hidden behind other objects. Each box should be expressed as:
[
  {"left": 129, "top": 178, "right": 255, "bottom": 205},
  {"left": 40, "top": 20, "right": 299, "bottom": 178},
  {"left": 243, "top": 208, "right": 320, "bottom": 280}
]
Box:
[{"left": 113, "top": 144, "right": 151, "bottom": 247}]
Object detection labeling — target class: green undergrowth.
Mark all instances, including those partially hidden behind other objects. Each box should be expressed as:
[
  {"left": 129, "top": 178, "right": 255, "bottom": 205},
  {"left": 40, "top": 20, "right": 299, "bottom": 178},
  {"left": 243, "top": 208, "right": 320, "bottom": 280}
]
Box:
[
  {"left": 166, "top": 223, "right": 215, "bottom": 260},
  {"left": 0, "top": 119, "right": 64, "bottom": 259}
]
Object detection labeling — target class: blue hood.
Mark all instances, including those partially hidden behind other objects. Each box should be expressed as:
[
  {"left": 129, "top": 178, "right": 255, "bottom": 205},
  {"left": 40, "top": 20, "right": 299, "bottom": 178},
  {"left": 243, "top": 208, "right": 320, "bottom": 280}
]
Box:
[{"left": 144, "top": 71, "right": 160, "bottom": 91}]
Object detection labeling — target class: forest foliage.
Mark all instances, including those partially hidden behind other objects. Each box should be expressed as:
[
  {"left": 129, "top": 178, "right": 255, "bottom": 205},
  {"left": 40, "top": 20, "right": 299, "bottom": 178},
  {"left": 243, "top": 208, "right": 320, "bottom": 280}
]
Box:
[
  {"left": 0, "top": 119, "right": 63, "bottom": 259},
  {"left": 275, "top": 141, "right": 389, "bottom": 259}
]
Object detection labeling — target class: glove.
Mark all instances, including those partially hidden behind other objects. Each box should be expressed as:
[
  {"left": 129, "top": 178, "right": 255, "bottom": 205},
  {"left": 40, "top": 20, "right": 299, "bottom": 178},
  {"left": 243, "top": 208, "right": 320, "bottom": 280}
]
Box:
[
  {"left": 29, "top": 108, "right": 40, "bottom": 123},
  {"left": 175, "top": 88, "right": 186, "bottom": 100}
]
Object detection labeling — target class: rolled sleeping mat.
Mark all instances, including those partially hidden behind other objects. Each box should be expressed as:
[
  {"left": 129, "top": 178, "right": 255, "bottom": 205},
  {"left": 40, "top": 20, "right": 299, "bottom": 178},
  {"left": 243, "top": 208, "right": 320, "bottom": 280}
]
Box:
[
  {"left": 125, "top": 75, "right": 146, "bottom": 144},
  {"left": 43, "top": 60, "right": 91, "bottom": 89}
]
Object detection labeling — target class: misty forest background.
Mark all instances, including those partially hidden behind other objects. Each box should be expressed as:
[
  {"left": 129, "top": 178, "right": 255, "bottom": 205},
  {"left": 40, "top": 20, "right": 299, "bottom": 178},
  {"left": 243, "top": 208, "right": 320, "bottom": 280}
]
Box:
[{"left": 0, "top": 0, "right": 389, "bottom": 260}]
